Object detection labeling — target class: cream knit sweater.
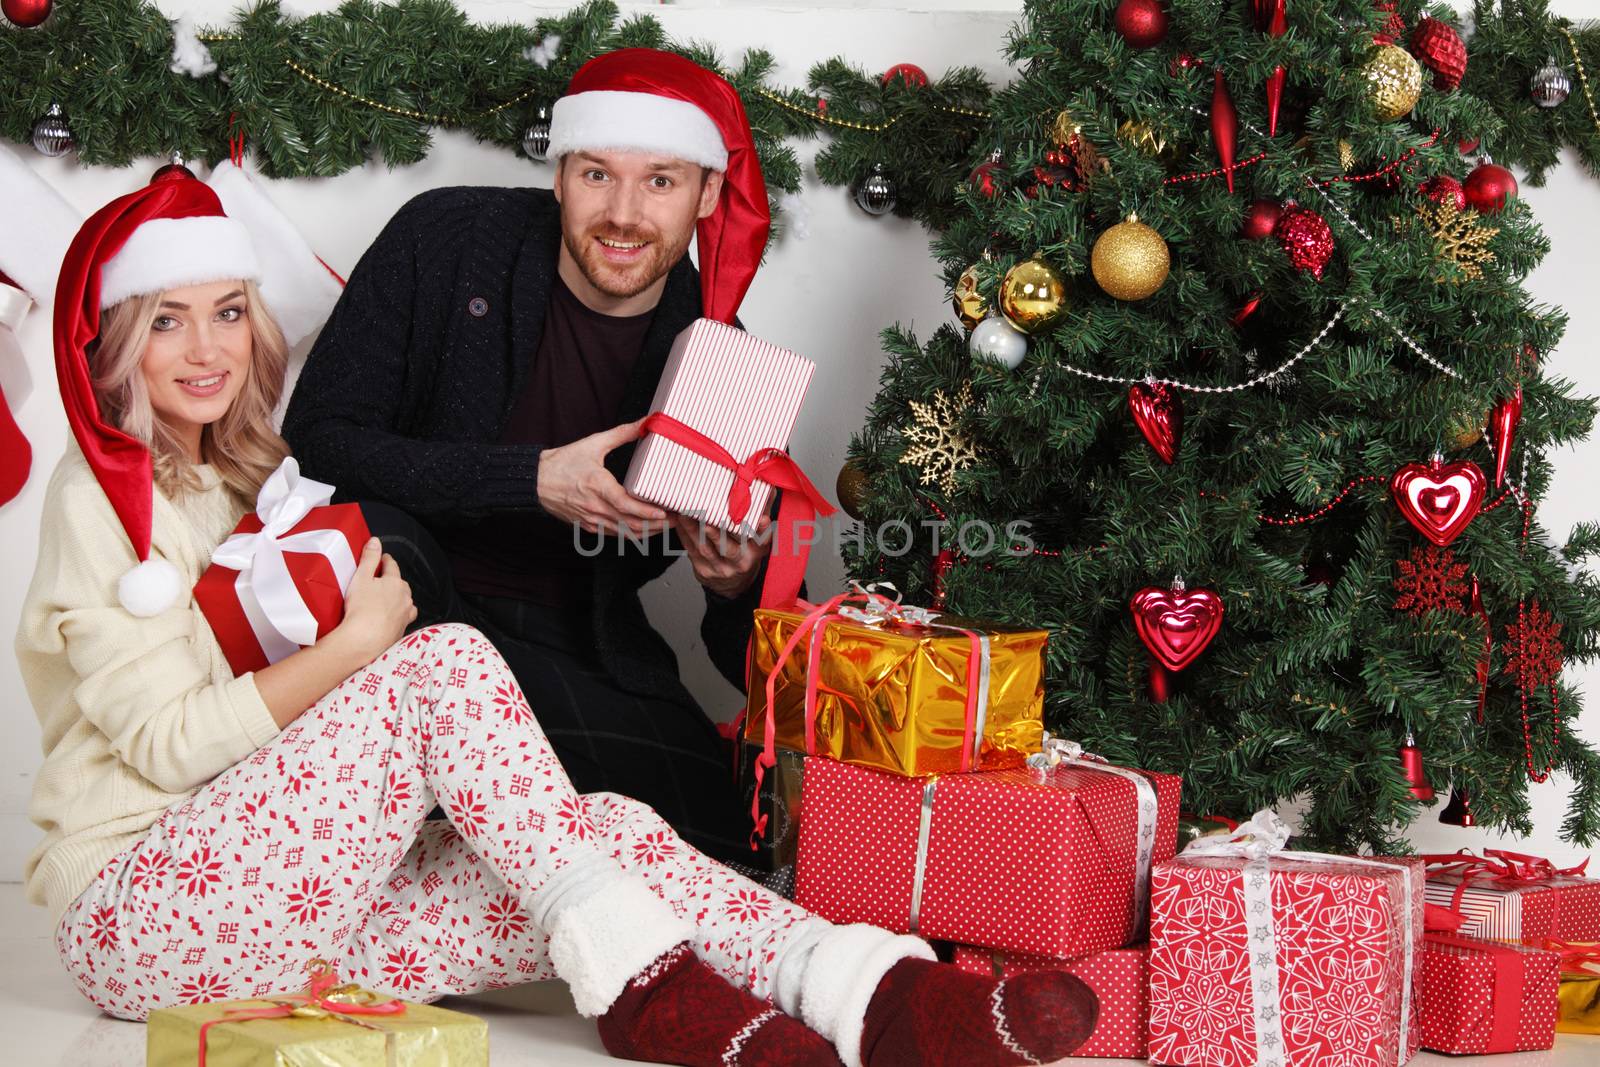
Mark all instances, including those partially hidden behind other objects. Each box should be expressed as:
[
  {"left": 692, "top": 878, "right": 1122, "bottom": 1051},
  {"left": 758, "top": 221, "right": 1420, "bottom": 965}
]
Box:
[{"left": 17, "top": 442, "right": 282, "bottom": 921}]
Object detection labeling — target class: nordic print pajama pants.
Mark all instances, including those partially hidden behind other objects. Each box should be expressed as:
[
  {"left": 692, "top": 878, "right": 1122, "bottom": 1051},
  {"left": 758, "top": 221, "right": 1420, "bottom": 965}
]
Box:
[{"left": 54, "top": 623, "right": 816, "bottom": 1020}]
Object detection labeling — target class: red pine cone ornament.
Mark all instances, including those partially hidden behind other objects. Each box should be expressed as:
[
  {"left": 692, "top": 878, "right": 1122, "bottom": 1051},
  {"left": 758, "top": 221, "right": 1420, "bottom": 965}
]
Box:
[
  {"left": 1419, "top": 175, "right": 1467, "bottom": 210},
  {"left": 1409, "top": 17, "right": 1467, "bottom": 91},
  {"left": 1274, "top": 204, "right": 1334, "bottom": 278},
  {"left": 1372, "top": 1, "right": 1405, "bottom": 46}
]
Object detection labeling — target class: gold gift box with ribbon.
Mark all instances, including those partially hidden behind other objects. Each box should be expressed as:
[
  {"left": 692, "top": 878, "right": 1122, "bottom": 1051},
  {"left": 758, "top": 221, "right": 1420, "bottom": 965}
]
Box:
[
  {"left": 744, "top": 587, "right": 1046, "bottom": 778},
  {"left": 146, "top": 960, "right": 488, "bottom": 1066},
  {"left": 1551, "top": 940, "right": 1600, "bottom": 1034}
]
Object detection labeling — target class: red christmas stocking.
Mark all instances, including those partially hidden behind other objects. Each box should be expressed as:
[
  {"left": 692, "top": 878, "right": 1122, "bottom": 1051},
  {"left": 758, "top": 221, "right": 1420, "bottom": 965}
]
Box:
[
  {"left": 0, "top": 378, "right": 28, "bottom": 508},
  {"left": 859, "top": 957, "right": 1099, "bottom": 1067},
  {"left": 598, "top": 943, "right": 844, "bottom": 1067}
]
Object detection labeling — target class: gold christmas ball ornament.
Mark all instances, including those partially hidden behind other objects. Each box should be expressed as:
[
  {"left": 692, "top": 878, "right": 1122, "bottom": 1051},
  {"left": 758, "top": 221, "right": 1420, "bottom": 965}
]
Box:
[
  {"left": 953, "top": 263, "right": 989, "bottom": 331},
  {"left": 1448, "top": 410, "right": 1484, "bottom": 451},
  {"left": 1090, "top": 214, "right": 1170, "bottom": 301},
  {"left": 1117, "top": 120, "right": 1177, "bottom": 163},
  {"left": 1050, "top": 109, "right": 1082, "bottom": 146},
  {"left": 999, "top": 256, "right": 1070, "bottom": 334},
  {"left": 835, "top": 459, "right": 870, "bottom": 520},
  {"left": 1361, "top": 44, "right": 1424, "bottom": 122}
]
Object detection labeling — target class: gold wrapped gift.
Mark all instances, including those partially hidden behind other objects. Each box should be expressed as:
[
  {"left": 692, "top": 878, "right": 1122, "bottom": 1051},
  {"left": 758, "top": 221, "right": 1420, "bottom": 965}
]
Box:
[
  {"left": 1553, "top": 941, "right": 1600, "bottom": 1034},
  {"left": 744, "top": 590, "right": 1047, "bottom": 777},
  {"left": 147, "top": 960, "right": 488, "bottom": 1066}
]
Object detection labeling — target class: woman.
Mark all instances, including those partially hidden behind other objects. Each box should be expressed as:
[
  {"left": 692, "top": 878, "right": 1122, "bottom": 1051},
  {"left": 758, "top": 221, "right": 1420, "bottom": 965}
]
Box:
[{"left": 18, "top": 174, "right": 1097, "bottom": 1067}]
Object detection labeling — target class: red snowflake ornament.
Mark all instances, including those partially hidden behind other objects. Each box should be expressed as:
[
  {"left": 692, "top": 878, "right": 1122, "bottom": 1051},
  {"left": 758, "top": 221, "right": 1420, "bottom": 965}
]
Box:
[
  {"left": 1393, "top": 545, "right": 1471, "bottom": 617},
  {"left": 1504, "top": 600, "right": 1563, "bottom": 690}
]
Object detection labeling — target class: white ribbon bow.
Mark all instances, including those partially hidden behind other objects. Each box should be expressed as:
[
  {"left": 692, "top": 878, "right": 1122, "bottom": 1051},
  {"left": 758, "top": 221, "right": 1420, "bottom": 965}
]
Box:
[
  {"left": 1181, "top": 807, "right": 1294, "bottom": 861},
  {"left": 212, "top": 458, "right": 358, "bottom": 661},
  {"left": 835, "top": 580, "right": 941, "bottom": 628}
]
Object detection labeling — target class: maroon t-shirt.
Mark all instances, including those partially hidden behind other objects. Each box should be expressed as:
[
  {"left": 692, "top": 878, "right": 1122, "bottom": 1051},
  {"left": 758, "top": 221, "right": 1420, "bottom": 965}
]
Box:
[{"left": 448, "top": 274, "right": 654, "bottom": 604}]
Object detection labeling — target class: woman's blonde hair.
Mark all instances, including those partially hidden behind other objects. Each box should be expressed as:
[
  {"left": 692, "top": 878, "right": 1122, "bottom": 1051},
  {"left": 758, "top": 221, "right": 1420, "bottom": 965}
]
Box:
[{"left": 89, "top": 278, "right": 290, "bottom": 501}]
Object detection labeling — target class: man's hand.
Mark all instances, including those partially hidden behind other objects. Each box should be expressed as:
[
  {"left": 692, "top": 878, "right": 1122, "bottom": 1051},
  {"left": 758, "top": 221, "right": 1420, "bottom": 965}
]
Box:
[
  {"left": 670, "top": 512, "right": 772, "bottom": 600},
  {"left": 537, "top": 418, "right": 669, "bottom": 536}
]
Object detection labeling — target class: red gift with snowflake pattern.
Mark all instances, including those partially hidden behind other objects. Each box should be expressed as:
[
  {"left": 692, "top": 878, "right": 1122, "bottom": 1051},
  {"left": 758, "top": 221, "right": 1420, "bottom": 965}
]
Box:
[
  {"left": 1418, "top": 932, "right": 1559, "bottom": 1054},
  {"left": 793, "top": 738, "right": 1180, "bottom": 958},
  {"left": 953, "top": 944, "right": 1149, "bottom": 1058},
  {"left": 1423, "top": 849, "right": 1600, "bottom": 943},
  {"left": 1146, "top": 810, "right": 1424, "bottom": 1067}
]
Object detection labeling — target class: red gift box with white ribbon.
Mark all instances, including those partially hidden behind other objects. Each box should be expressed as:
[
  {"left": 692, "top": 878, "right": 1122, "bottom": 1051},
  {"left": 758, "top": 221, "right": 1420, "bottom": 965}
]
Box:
[
  {"left": 1147, "top": 811, "right": 1424, "bottom": 1067},
  {"left": 193, "top": 459, "right": 366, "bottom": 676},
  {"left": 1419, "top": 932, "right": 1559, "bottom": 1054},
  {"left": 793, "top": 737, "right": 1180, "bottom": 958},
  {"left": 1424, "top": 849, "right": 1600, "bottom": 944},
  {"left": 952, "top": 944, "right": 1149, "bottom": 1058}
]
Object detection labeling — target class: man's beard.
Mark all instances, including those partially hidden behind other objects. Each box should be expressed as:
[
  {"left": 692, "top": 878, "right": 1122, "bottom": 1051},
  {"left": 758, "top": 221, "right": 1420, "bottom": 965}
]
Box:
[{"left": 563, "top": 222, "right": 694, "bottom": 301}]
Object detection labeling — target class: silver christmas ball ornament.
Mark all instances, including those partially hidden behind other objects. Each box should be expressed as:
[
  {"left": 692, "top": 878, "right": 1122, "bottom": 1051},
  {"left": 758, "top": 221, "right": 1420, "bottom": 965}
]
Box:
[
  {"left": 523, "top": 104, "right": 553, "bottom": 162},
  {"left": 853, "top": 163, "right": 897, "bottom": 217},
  {"left": 31, "top": 103, "right": 74, "bottom": 157},
  {"left": 968, "top": 315, "right": 1029, "bottom": 370},
  {"left": 1530, "top": 56, "right": 1571, "bottom": 109}
]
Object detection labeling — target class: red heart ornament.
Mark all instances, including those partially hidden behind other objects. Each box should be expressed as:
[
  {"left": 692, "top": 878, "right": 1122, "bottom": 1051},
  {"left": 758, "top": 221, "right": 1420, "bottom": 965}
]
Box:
[
  {"left": 1130, "top": 585, "right": 1225, "bottom": 672},
  {"left": 1488, "top": 386, "right": 1522, "bottom": 488},
  {"left": 1129, "top": 381, "right": 1183, "bottom": 464},
  {"left": 1389, "top": 458, "right": 1487, "bottom": 546}
]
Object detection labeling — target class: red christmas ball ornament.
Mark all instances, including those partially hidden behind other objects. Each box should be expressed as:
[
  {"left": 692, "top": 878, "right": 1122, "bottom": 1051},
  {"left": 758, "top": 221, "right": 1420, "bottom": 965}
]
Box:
[
  {"left": 1410, "top": 17, "right": 1467, "bottom": 91},
  {"left": 880, "top": 63, "right": 929, "bottom": 89},
  {"left": 1114, "top": 0, "right": 1169, "bottom": 49},
  {"left": 1274, "top": 204, "right": 1335, "bottom": 279},
  {"left": 967, "top": 159, "right": 1004, "bottom": 200},
  {"left": 1464, "top": 161, "right": 1518, "bottom": 213},
  {"left": 1419, "top": 175, "right": 1467, "bottom": 210},
  {"left": 1, "top": 0, "right": 51, "bottom": 28},
  {"left": 1170, "top": 52, "right": 1203, "bottom": 76},
  {"left": 1240, "top": 198, "right": 1283, "bottom": 240},
  {"left": 1457, "top": 136, "right": 1480, "bottom": 155}
]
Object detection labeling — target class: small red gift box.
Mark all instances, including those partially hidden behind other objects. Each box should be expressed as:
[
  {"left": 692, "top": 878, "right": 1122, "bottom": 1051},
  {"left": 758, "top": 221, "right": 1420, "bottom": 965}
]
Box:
[
  {"left": 193, "top": 461, "right": 367, "bottom": 676},
  {"left": 793, "top": 740, "right": 1180, "bottom": 958},
  {"left": 1147, "top": 813, "right": 1424, "bottom": 1067},
  {"left": 1419, "top": 932, "right": 1559, "bottom": 1054},
  {"left": 953, "top": 944, "right": 1149, "bottom": 1058},
  {"left": 1424, "top": 849, "right": 1600, "bottom": 943}
]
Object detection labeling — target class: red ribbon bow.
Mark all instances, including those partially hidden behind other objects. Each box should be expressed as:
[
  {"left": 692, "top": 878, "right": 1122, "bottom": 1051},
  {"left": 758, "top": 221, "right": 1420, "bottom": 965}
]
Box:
[
  {"left": 1425, "top": 848, "right": 1589, "bottom": 888},
  {"left": 638, "top": 412, "right": 835, "bottom": 610},
  {"left": 1544, "top": 939, "right": 1600, "bottom": 974},
  {"left": 197, "top": 959, "right": 406, "bottom": 1067}
]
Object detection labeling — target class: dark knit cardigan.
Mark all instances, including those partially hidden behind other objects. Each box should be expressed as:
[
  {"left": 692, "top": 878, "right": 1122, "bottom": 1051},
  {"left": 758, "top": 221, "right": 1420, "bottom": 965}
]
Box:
[{"left": 281, "top": 186, "right": 763, "bottom": 703}]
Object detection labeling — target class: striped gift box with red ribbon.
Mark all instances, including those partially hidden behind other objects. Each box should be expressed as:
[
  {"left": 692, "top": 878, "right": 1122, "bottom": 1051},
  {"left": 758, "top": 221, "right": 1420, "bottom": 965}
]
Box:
[{"left": 624, "top": 318, "right": 815, "bottom": 536}]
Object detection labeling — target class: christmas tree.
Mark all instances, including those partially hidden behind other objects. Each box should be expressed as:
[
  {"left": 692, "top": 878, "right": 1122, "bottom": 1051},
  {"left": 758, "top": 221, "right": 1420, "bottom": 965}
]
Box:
[{"left": 841, "top": 0, "right": 1600, "bottom": 852}]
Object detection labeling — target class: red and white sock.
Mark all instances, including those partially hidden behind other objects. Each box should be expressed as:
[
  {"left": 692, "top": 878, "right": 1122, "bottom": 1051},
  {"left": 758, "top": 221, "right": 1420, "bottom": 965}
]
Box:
[
  {"left": 858, "top": 957, "right": 1098, "bottom": 1067},
  {"left": 599, "top": 943, "right": 844, "bottom": 1067}
]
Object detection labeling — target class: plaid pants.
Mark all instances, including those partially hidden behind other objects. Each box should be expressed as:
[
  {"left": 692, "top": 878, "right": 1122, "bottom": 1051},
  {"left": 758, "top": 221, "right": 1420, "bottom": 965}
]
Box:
[{"left": 54, "top": 624, "right": 816, "bottom": 1021}]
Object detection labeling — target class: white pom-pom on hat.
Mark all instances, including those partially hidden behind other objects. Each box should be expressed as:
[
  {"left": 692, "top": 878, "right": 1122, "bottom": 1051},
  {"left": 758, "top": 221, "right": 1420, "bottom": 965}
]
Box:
[{"left": 117, "top": 558, "right": 182, "bottom": 617}]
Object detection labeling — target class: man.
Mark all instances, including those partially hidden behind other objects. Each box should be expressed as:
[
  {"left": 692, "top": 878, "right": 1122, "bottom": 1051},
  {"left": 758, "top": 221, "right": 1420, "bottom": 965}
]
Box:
[{"left": 282, "top": 49, "right": 778, "bottom": 863}]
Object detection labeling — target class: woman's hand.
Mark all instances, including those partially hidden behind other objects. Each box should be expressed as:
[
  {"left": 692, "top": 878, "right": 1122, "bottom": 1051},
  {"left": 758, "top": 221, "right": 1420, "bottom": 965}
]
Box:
[{"left": 334, "top": 537, "right": 418, "bottom": 663}]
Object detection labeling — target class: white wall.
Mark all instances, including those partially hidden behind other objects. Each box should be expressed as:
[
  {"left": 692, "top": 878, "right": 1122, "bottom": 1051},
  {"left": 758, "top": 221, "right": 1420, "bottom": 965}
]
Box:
[{"left": 0, "top": 1, "right": 1595, "bottom": 882}]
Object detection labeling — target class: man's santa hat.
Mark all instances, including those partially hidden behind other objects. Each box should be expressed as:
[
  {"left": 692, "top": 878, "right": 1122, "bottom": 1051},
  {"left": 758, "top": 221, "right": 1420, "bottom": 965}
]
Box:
[
  {"left": 547, "top": 48, "right": 770, "bottom": 325},
  {"left": 37, "top": 166, "right": 341, "bottom": 617}
]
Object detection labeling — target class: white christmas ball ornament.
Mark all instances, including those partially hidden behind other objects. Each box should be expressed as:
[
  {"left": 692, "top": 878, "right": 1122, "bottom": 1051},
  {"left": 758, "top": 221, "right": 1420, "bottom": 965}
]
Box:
[{"left": 969, "top": 316, "right": 1028, "bottom": 369}]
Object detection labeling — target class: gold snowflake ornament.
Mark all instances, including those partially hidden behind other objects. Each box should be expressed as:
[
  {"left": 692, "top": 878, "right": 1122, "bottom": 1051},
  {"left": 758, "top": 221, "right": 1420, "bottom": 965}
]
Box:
[
  {"left": 1415, "top": 199, "right": 1498, "bottom": 282},
  {"left": 899, "top": 380, "right": 982, "bottom": 495}
]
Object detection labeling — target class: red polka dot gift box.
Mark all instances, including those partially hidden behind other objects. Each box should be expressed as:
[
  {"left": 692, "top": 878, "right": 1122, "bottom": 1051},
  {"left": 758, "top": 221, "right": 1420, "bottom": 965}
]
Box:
[
  {"left": 793, "top": 739, "right": 1180, "bottom": 958},
  {"left": 1418, "top": 932, "right": 1560, "bottom": 1054},
  {"left": 1146, "top": 810, "right": 1426, "bottom": 1067},
  {"left": 1423, "top": 849, "right": 1600, "bottom": 944},
  {"left": 953, "top": 944, "right": 1150, "bottom": 1058}
]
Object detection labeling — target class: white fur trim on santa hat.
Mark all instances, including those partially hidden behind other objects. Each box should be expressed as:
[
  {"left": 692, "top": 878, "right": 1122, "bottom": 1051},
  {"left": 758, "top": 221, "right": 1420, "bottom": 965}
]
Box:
[
  {"left": 548, "top": 90, "right": 729, "bottom": 171},
  {"left": 118, "top": 558, "right": 182, "bottom": 617},
  {"left": 797, "top": 925, "right": 933, "bottom": 1067},
  {"left": 208, "top": 162, "right": 343, "bottom": 348},
  {"left": 0, "top": 141, "right": 82, "bottom": 304},
  {"left": 99, "top": 215, "right": 261, "bottom": 311}
]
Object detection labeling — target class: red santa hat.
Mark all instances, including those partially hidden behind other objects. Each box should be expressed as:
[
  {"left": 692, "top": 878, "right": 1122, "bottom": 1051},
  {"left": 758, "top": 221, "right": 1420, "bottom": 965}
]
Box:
[
  {"left": 54, "top": 173, "right": 264, "bottom": 615},
  {"left": 547, "top": 48, "right": 770, "bottom": 325}
]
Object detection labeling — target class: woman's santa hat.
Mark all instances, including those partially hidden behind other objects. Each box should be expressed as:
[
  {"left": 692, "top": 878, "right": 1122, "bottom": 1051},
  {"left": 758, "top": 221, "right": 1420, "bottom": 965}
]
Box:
[
  {"left": 47, "top": 168, "right": 340, "bottom": 617},
  {"left": 547, "top": 48, "right": 770, "bottom": 325}
]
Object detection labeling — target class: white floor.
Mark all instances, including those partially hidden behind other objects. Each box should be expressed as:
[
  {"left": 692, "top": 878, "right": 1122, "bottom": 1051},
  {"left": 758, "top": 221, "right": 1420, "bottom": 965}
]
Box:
[{"left": 2, "top": 884, "right": 1596, "bottom": 1066}]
